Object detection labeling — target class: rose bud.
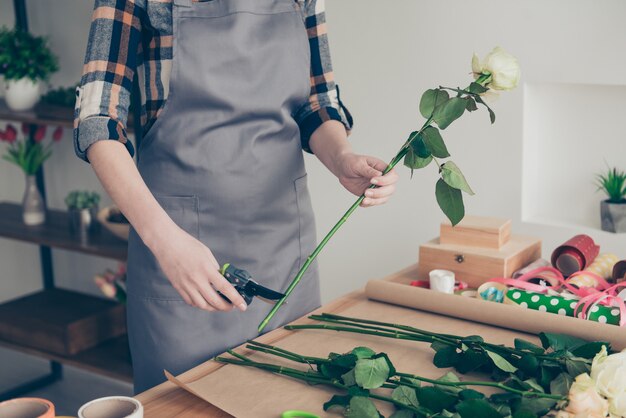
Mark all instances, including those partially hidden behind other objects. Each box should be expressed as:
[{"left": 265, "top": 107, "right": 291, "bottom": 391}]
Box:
[
  {"left": 34, "top": 125, "right": 47, "bottom": 143},
  {"left": 52, "top": 126, "right": 63, "bottom": 142},
  {"left": 5, "top": 125, "right": 17, "bottom": 143}
]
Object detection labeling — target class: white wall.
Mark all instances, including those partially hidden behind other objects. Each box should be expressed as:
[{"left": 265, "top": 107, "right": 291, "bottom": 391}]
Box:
[{"left": 0, "top": 0, "right": 624, "bottom": 314}]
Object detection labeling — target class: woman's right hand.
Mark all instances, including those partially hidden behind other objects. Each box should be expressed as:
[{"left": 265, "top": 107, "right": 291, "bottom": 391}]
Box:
[{"left": 150, "top": 225, "right": 248, "bottom": 313}]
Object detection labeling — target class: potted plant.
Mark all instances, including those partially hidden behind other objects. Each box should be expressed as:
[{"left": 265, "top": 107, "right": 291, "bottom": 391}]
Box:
[
  {"left": 596, "top": 166, "right": 626, "bottom": 233},
  {"left": 0, "top": 27, "right": 59, "bottom": 111},
  {"left": 65, "top": 190, "right": 101, "bottom": 242},
  {"left": 0, "top": 123, "right": 63, "bottom": 225}
]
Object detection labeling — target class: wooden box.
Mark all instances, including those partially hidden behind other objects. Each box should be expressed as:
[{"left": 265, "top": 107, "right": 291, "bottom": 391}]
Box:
[
  {"left": 417, "top": 235, "right": 542, "bottom": 288},
  {"left": 0, "top": 289, "right": 126, "bottom": 356},
  {"left": 440, "top": 216, "right": 511, "bottom": 249}
]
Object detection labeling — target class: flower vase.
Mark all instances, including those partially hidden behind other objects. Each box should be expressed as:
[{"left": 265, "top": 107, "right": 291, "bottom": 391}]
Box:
[
  {"left": 22, "top": 175, "right": 46, "bottom": 226},
  {"left": 5, "top": 78, "right": 42, "bottom": 111}
]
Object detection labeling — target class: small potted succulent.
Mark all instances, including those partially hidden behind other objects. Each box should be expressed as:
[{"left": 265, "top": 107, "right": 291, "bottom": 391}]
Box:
[
  {"left": 596, "top": 166, "right": 626, "bottom": 233},
  {"left": 65, "top": 190, "right": 100, "bottom": 241},
  {"left": 0, "top": 27, "right": 59, "bottom": 111}
]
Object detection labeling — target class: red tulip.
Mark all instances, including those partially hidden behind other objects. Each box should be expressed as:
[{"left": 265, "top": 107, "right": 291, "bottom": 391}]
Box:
[
  {"left": 0, "top": 130, "right": 5, "bottom": 142},
  {"left": 52, "top": 126, "right": 63, "bottom": 142},
  {"left": 4, "top": 125, "right": 17, "bottom": 143},
  {"left": 34, "top": 125, "right": 47, "bottom": 143},
  {"left": 21, "top": 123, "right": 30, "bottom": 135}
]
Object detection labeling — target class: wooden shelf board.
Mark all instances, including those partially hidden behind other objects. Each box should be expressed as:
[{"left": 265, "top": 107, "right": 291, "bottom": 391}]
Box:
[
  {"left": 0, "top": 202, "right": 127, "bottom": 261},
  {"left": 0, "top": 98, "right": 134, "bottom": 133},
  {"left": 0, "top": 334, "right": 133, "bottom": 383}
]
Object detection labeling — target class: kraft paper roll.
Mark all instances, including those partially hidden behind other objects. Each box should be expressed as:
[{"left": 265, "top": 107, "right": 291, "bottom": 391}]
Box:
[
  {"left": 569, "top": 253, "right": 620, "bottom": 288},
  {"left": 0, "top": 398, "right": 55, "bottom": 418},
  {"left": 364, "top": 278, "right": 626, "bottom": 350},
  {"left": 78, "top": 397, "right": 143, "bottom": 418},
  {"left": 504, "top": 289, "right": 620, "bottom": 326}
]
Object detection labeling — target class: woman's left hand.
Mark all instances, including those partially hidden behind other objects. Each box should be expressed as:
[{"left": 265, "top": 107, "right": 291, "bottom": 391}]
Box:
[{"left": 335, "top": 152, "right": 399, "bottom": 207}]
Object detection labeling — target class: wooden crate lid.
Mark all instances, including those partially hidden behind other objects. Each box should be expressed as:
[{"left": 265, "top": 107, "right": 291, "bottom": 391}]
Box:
[{"left": 440, "top": 215, "right": 512, "bottom": 249}]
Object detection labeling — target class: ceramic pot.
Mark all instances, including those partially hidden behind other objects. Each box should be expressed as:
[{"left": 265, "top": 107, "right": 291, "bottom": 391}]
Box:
[
  {"left": 69, "top": 206, "right": 100, "bottom": 243},
  {"left": 22, "top": 175, "right": 46, "bottom": 226},
  {"left": 5, "top": 78, "right": 41, "bottom": 111},
  {"left": 0, "top": 398, "right": 55, "bottom": 418},
  {"left": 78, "top": 397, "right": 143, "bottom": 418},
  {"left": 601, "top": 200, "right": 626, "bottom": 233}
]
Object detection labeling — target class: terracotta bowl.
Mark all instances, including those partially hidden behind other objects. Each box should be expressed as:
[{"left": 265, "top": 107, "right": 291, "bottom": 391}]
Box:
[{"left": 97, "top": 206, "right": 130, "bottom": 241}]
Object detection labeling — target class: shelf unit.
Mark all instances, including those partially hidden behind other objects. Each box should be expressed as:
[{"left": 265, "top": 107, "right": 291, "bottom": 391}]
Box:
[{"left": 0, "top": 0, "right": 143, "bottom": 399}]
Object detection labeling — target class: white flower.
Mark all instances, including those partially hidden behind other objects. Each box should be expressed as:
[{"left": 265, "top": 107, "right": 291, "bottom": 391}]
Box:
[
  {"left": 591, "top": 346, "right": 626, "bottom": 417},
  {"left": 561, "top": 373, "right": 609, "bottom": 417},
  {"left": 472, "top": 46, "right": 521, "bottom": 91}
]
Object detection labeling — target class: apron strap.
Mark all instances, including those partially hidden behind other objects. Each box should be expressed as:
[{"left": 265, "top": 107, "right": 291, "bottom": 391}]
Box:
[{"left": 174, "top": 0, "right": 193, "bottom": 7}]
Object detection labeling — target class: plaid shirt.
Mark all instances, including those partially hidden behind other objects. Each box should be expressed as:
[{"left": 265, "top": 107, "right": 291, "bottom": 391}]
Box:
[{"left": 73, "top": 0, "right": 353, "bottom": 162}]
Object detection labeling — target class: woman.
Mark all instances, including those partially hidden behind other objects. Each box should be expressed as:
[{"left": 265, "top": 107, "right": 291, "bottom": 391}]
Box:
[{"left": 74, "top": 0, "right": 399, "bottom": 393}]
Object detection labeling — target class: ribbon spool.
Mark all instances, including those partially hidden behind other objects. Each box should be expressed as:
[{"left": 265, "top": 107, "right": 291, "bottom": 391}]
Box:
[
  {"left": 477, "top": 281, "right": 508, "bottom": 303},
  {"left": 568, "top": 253, "right": 620, "bottom": 288},
  {"left": 78, "top": 397, "right": 143, "bottom": 418},
  {"left": 551, "top": 234, "right": 600, "bottom": 276},
  {"left": 429, "top": 269, "right": 456, "bottom": 294},
  {"left": 0, "top": 398, "right": 55, "bottom": 418}
]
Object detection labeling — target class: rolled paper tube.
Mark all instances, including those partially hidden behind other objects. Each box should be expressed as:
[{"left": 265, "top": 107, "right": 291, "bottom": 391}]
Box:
[
  {"left": 551, "top": 234, "right": 600, "bottom": 276},
  {"left": 0, "top": 398, "right": 55, "bottom": 418},
  {"left": 505, "top": 289, "right": 620, "bottom": 326},
  {"left": 614, "top": 260, "right": 626, "bottom": 282},
  {"left": 477, "top": 282, "right": 508, "bottom": 303},
  {"left": 78, "top": 397, "right": 143, "bottom": 418},
  {"left": 512, "top": 258, "right": 550, "bottom": 279},
  {"left": 569, "top": 253, "right": 620, "bottom": 288}
]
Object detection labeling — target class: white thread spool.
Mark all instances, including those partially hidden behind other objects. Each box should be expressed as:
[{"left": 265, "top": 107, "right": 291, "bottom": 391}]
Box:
[
  {"left": 78, "top": 397, "right": 143, "bottom": 418},
  {"left": 429, "top": 269, "right": 456, "bottom": 294}
]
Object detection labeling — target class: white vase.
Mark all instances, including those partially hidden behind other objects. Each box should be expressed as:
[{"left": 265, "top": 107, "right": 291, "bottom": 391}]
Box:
[
  {"left": 22, "top": 175, "right": 46, "bottom": 226},
  {"left": 5, "top": 77, "right": 41, "bottom": 111}
]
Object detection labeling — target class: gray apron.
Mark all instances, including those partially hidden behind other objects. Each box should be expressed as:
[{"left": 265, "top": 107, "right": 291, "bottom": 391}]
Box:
[{"left": 126, "top": 0, "right": 321, "bottom": 393}]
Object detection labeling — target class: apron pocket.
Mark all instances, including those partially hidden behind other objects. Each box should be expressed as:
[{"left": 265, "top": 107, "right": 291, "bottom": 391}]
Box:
[{"left": 126, "top": 195, "right": 200, "bottom": 300}]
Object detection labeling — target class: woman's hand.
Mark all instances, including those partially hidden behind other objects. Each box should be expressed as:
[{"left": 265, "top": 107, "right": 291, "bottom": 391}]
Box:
[
  {"left": 150, "top": 225, "right": 248, "bottom": 313},
  {"left": 335, "top": 152, "right": 399, "bottom": 207}
]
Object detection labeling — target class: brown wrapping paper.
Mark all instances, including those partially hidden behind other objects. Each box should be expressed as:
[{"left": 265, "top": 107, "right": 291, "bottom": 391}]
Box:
[
  {"left": 364, "top": 264, "right": 626, "bottom": 351},
  {"left": 164, "top": 292, "right": 540, "bottom": 418}
]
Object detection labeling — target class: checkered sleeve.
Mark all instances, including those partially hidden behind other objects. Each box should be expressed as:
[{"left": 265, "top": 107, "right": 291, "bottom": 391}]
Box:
[
  {"left": 73, "top": 0, "right": 144, "bottom": 163},
  {"left": 294, "top": 0, "right": 354, "bottom": 154}
]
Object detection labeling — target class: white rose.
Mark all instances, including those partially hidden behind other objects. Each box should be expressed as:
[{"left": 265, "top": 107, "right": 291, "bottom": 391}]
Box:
[
  {"left": 562, "top": 373, "right": 609, "bottom": 418},
  {"left": 591, "top": 346, "right": 626, "bottom": 416},
  {"left": 472, "top": 46, "right": 521, "bottom": 91}
]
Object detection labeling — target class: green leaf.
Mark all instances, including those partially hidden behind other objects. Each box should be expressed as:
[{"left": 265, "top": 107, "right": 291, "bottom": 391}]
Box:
[
  {"left": 411, "top": 135, "right": 431, "bottom": 158},
  {"left": 522, "top": 378, "right": 544, "bottom": 393},
  {"left": 517, "top": 354, "right": 539, "bottom": 376},
  {"left": 373, "top": 353, "right": 397, "bottom": 378},
  {"left": 433, "top": 346, "right": 459, "bottom": 368},
  {"left": 515, "top": 397, "right": 556, "bottom": 415},
  {"left": 465, "top": 97, "right": 478, "bottom": 112},
  {"left": 390, "top": 411, "right": 415, "bottom": 418},
  {"left": 468, "top": 82, "right": 489, "bottom": 94},
  {"left": 345, "top": 396, "right": 381, "bottom": 418},
  {"left": 570, "top": 342, "right": 610, "bottom": 359},
  {"left": 435, "top": 372, "right": 463, "bottom": 394},
  {"left": 352, "top": 347, "right": 377, "bottom": 359},
  {"left": 539, "top": 333, "right": 589, "bottom": 351},
  {"left": 435, "top": 178, "right": 465, "bottom": 226},
  {"left": 441, "top": 161, "right": 474, "bottom": 195},
  {"left": 431, "top": 341, "right": 450, "bottom": 352},
  {"left": 342, "top": 369, "right": 357, "bottom": 386},
  {"left": 330, "top": 353, "right": 358, "bottom": 369},
  {"left": 416, "top": 387, "right": 458, "bottom": 413},
  {"left": 421, "top": 126, "right": 450, "bottom": 158},
  {"left": 511, "top": 410, "right": 536, "bottom": 418},
  {"left": 404, "top": 150, "right": 432, "bottom": 172},
  {"left": 433, "top": 97, "right": 466, "bottom": 130},
  {"left": 458, "top": 389, "right": 485, "bottom": 400},
  {"left": 514, "top": 339, "right": 545, "bottom": 355},
  {"left": 354, "top": 357, "right": 391, "bottom": 389},
  {"left": 455, "top": 350, "right": 489, "bottom": 374},
  {"left": 474, "top": 95, "right": 496, "bottom": 124},
  {"left": 456, "top": 399, "right": 502, "bottom": 418},
  {"left": 564, "top": 356, "right": 590, "bottom": 377},
  {"left": 323, "top": 394, "right": 351, "bottom": 411},
  {"left": 485, "top": 350, "right": 517, "bottom": 373},
  {"left": 550, "top": 373, "right": 573, "bottom": 397},
  {"left": 392, "top": 385, "right": 420, "bottom": 408},
  {"left": 420, "top": 89, "right": 450, "bottom": 119}
]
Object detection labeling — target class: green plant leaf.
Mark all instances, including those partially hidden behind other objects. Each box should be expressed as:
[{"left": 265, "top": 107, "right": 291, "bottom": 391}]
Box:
[
  {"left": 455, "top": 350, "right": 489, "bottom": 374},
  {"left": 458, "top": 389, "right": 485, "bottom": 400},
  {"left": 433, "top": 97, "right": 467, "bottom": 130},
  {"left": 411, "top": 135, "right": 431, "bottom": 158},
  {"left": 330, "top": 353, "right": 358, "bottom": 369},
  {"left": 514, "top": 339, "right": 545, "bottom": 355},
  {"left": 468, "top": 82, "right": 489, "bottom": 94},
  {"left": 342, "top": 369, "right": 357, "bottom": 386},
  {"left": 465, "top": 97, "right": 478, "bottom": 112},
  {"left": 416, "top": 387, "right": 458, "bottom": 413},
  {"left": 538, "top": 333, "right": 588, "bottom": 352},
  {"left": 517, "top": 354, "right": 539, "bottom": 376},
  {"left": 435, "top": 372, "right": 463, "bottom": 394},
  {"left": 345, "top": 396, "right": 381, "bottom": 418},
  {"left": 485, "top": 350, "right": 517, "bottom": 373},
  {"left": 456, "top": 399, "right": 502, "bottom": 418},
  {"left": 392, "top": 385, "right": 419, "bottom": 408},
  {"left": 421, "top": 126, "right": 450, "bottom": 158},
  {"left": 352, "top": 347, "right": 377, "bottom": 359},
  {"left": 323, "top": 394, "right": 351, "bottom": 411},
  {"left": 420, "top": 89, "right": 450, "bottom": 119},
  {"left": 515, "top": 397, "right": 557, "bottom": 415},
  {"left": 433, "top": 346, "right": 459, "bottom": 368},
  {"left": 404, "top": 149, "right": 433, "bottom": 171},
  {"left": 564, "top": 356, "right": 590, "bottom": 377},
  {"left": 511, "top": 410, "right": 537, "bottom": 418},
  {"left": 435, "top": 178, "right": 465, "bottom": 226},
  {"left": 354, "top": 356, "right": 391, "bottom": 389},
  {"left": 549, "top": 373, "right": 573, "bottom": 397},
  {"left": 570, "top": 342, "right": 610, "bottom": 359},
  {"left": 441, "top": 161, "right": 474, "bottom": 195},
  {"left": 390, "top": 410, "right": 414, "bottom": 418}
]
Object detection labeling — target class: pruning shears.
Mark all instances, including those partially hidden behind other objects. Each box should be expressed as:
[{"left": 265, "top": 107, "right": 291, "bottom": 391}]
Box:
[{"left": 219, "top": 263, "right": 286, "bottom": 306}]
